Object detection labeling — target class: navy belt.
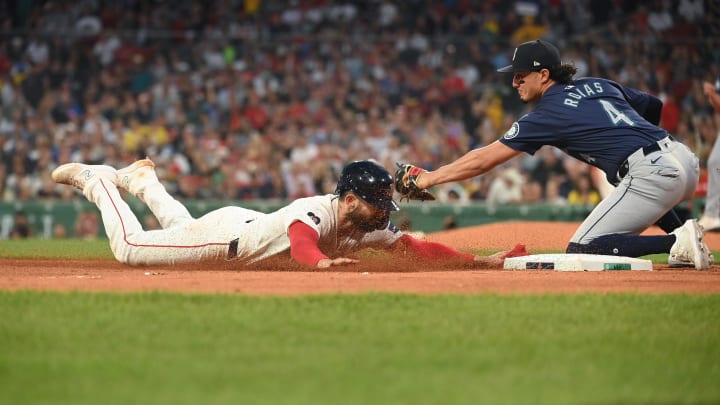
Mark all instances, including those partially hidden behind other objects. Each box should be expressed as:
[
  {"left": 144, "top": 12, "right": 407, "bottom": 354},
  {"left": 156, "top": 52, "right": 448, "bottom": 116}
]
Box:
[{"left": 616, "top": 136, "right": 674, "bottom": 182}]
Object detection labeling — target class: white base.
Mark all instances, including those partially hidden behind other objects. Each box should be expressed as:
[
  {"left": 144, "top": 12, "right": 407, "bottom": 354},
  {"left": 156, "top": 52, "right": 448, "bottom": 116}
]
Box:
[{"left": 503, "top": 254, "right": 653, "bottom": 271}]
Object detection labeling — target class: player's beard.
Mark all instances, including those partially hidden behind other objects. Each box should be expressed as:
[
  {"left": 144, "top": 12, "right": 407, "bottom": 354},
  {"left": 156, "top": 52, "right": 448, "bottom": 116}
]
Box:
[{"left": 347, "top": 210, "right": 390, "bottom": 233}]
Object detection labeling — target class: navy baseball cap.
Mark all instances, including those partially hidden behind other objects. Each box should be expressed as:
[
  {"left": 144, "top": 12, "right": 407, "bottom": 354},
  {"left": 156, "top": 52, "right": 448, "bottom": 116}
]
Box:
[{"left": 497, "top": 39, "right": 561, "bottom": 73}]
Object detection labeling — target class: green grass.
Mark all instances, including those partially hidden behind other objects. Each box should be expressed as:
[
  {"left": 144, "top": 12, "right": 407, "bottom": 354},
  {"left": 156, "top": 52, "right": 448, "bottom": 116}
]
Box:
[
  {"left": 0, "top": 292, "right": 718, "bottom": 405},
  {"left": 0, "top": 239, "right": 114, "bottom": 259},
  {"left": 2, "top": 240, "right": 719, "bottom": 404}
]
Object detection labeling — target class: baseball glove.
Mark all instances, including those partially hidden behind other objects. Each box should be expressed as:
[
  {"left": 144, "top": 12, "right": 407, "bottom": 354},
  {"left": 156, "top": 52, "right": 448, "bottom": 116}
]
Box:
[{"left": 394, "top": 162, "right": 436, "bottom": 202}]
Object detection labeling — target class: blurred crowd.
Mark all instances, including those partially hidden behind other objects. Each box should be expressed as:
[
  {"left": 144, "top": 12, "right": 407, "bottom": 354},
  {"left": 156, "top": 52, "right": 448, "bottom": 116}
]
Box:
[{"left": 0, "top": 0, "right": 719, "bottom": 214}]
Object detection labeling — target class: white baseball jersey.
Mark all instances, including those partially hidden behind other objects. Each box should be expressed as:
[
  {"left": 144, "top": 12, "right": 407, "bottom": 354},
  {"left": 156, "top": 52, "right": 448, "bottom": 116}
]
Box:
[
  {"left": 231, "top": 195, "right": 404, "bottom": 264},
  {"left": 83, "top": 176, "right": 403, "bottom": 266}
]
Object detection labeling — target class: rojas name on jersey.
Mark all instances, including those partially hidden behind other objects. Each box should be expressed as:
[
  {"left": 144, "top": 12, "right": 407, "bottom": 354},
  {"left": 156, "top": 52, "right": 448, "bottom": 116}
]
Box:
[{"left": 563, "top": 82, "right": 604, "bottom": 107}]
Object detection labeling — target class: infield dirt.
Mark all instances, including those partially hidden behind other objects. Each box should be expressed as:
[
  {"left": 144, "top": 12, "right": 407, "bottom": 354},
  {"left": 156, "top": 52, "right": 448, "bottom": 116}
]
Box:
[{"left": 1, "top": 221, "right": 719, "bottom": 295}]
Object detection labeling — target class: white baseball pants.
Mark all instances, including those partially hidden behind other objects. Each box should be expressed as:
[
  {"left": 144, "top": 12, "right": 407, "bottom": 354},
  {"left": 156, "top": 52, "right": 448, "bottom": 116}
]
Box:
[{"left": 84, "top": 177, "right": 256, "bottom": 266}]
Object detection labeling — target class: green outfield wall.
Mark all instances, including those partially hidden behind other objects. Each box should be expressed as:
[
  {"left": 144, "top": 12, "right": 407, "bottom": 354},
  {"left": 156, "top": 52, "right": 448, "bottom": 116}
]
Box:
[{"left": 0, "top": 198, "right": 701, "bottom": 239}]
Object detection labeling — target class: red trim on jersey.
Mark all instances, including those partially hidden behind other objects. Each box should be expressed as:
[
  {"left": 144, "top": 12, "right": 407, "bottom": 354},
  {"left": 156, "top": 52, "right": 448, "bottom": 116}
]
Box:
[
  {"left": 397, "top": 234, "right": 475, "bottom": 263},
  {"left": 288, "top": 221, "right": 329, "bottom": 266},
  {"left": 99, "top": 178, "right": 230, "bottom": 250}
]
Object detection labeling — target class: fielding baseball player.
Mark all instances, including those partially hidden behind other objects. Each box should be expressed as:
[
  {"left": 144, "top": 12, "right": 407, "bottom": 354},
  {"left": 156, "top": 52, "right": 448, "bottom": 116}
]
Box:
[
  {"left": 396, "top": 39, "right": 713, "bottom": 269},
  {"left": 697, "top": 78, "right": 720, "bottom": 232},
  {"left": 51, "top": 159, "right": 527, "bottom": 268}
]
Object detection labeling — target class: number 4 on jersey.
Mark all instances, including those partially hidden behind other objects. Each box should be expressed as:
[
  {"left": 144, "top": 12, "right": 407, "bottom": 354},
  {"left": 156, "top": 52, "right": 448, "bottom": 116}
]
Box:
[{"left": 599, "top": 99, "right": 635, "bottom": 126}]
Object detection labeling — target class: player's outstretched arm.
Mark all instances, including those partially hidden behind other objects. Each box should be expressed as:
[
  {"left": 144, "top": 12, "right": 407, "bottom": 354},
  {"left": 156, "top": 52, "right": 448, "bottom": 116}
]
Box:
[
  {"left": 316, "top": 257, "right": 360, "bottom": 268},
  {"left": 288, "top": 221, "right": 360, "bottom": 269},
  {"left": 471, "top": 244, "right": 530, "bottom": 268},
  {"left": 414, "top": 141, "right": 522, "bottom": 189},
  {"left": 392, "top": 234, "right": 475, "bottom": 264},
  {"left": 288, "top": 221, "right": 330, "bottom": 268},
  {"left": 391, "top": 234, "right": 529, "bottom": 269}
]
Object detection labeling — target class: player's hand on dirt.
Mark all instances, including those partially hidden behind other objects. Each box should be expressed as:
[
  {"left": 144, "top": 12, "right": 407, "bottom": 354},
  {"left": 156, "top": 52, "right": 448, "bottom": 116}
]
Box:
[
  {"left": 316, "top": 257, "right": 359, "bottom": 268},
  {"left": 475, "top": 244, "right": 530, "bottom": 268},
  {"left": 394, "top": 162, "right": 435, "bottom": 202},
  {"left": 475, "top": 254, "right": 504, "bottom": 268},
  {"left": 493, "top": 244, "right": 530, "bottom": 259}
]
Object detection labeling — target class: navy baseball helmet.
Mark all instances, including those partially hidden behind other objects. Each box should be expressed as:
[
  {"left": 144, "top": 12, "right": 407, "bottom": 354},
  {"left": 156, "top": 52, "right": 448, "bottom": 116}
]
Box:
[{"left": 335, "top": 160, "right": 400, "bottom": 212}]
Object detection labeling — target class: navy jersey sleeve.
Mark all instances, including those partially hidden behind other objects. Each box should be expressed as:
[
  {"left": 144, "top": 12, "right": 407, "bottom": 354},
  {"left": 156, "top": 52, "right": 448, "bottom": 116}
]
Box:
[{"left": 498, "top": 110, "right": 567, "bottom": 155}]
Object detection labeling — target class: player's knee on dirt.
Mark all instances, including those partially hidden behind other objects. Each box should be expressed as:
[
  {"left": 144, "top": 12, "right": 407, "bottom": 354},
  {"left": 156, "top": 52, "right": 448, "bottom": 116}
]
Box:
[
  {"left": 566, "top": 242, "right": 596, "bottom": 254},
  {"left": 568, "top": 235, "right": 636, "bottom": 256},
  {"left": 567, "top": 236, "right": 630, "bottom": 256},
  {"left": 567, "top": 234, "right": 672, "bottom": 258}
]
